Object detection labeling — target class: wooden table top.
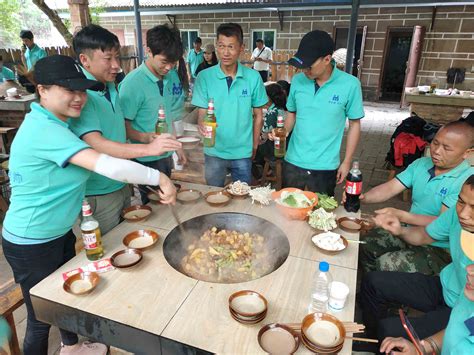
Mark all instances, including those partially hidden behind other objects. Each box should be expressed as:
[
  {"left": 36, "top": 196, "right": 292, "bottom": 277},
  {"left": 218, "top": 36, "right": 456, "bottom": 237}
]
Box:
[
  {"left": 405, "top": 93, "right": 474, "bottom": 107},
  {"left": 30, "top": 182, "right": 361, "bottom": 354}
]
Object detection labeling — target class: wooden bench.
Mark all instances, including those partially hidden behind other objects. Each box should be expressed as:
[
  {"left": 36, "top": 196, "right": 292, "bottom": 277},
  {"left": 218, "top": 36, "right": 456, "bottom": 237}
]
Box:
[{"left": 0, "top": 279, "right": 23, "bottom": 355}]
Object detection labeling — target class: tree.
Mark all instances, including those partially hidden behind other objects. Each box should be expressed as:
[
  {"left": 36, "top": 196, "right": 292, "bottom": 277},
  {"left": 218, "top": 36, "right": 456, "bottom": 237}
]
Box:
[
  {"left": 32, "top": 0, "right": 73, "bottom": 46},
  {"left": 0, "top": 0, "right": 22, "bottom": 48}
]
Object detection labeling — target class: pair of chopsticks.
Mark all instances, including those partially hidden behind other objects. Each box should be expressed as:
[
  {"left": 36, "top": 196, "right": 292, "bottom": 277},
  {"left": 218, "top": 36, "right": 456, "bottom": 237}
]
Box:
[{"left": 346, "top": 239, "right": 367, "bottom": 244}]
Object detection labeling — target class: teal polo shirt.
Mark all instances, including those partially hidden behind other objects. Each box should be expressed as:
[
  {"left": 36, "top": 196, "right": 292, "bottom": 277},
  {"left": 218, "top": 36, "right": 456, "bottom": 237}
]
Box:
[
  {"left": 119, "top": 63, "right": 176, "bottom": 163},
  {"left": 24, "top": 44, "right": 47, "bottom": 70},
  {"left": 442, "top": 294, "right": 474, "bottom": 355},
  {"left": 187, "top": 49, "right": 204, "bottom": 78},
  {"left": 426, "top": 207, "right": 471, "bottom": 307},
  {"left": 0, "top": 66, "right": 14, "bottom": 82},
  {"left": 3, "top": 103, "right": 90, "bottom": 244},
  {"left": 168, "top": 68, "right": 186, "bottom": 122},
  {"left": 397, "top": 158, "right": 473, "bottom": 215},
  {"left": 285, "top": 61, "right": 364, "bottom": 170},
  {"left": 69, "top": 68, "right": 126, "bottom": 195},
  {"left": 192, "top": 62, "right": 268, "bottom": 159}
]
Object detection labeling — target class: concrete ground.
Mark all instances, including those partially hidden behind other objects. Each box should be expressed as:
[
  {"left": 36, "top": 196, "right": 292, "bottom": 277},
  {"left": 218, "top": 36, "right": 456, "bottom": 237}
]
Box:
[{"left": 0, "top": 101, "right": 411, "bottom": 354}]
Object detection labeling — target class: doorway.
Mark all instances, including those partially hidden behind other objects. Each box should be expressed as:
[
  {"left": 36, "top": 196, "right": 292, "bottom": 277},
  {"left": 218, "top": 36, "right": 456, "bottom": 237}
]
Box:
[
  {"left": 379, "top": 28, "right": 413, "bottom": 101},
  {"left": 333, "top": 26, "right": 367, "bottom": 78}
]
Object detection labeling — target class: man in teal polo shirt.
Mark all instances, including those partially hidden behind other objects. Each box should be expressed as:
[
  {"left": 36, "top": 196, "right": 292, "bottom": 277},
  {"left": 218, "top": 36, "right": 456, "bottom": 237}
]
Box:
[
  {"left": 0, "top": 55, "right": 15, "bottom": 83},
  {"left": 354, "top": 121, "right": 473, "bottom": 274},
  {"left": 120, "top": 24, "right": 187, "bottom": 203},
  {"left": 187, "top": 37, "right": 204, "bottom": 81},
  {"left": 277, "top": 30, "right": 364, "bottom": 195},
  {"left": 192, "top": 23, "right": 268, "bottom": 187},
  {"left": 359, "top": 174, "right": 474, "bottom": 346},
  {"left": 71, "top": 24, "right": 181, "bottom": 234},
  {"left": 18, "top": 30, "right": 46, "bottom": 92}
]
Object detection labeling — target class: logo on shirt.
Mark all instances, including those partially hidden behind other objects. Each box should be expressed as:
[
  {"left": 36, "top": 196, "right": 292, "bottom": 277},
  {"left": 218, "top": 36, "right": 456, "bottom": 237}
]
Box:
[
  {"left": 240, "top": 88, "right": 250, "bottom": 98},
  {"left": 10, "top": 172, "right": 22, "bottom": 184},
  {"left": 440, "top": 187, "right": 448, "bottom": 196},
  {"left": 172, "top": 83, "right": 183, "bottom": 96},
  {"left": 328, "top": 94, "right": 342, "bottom": 105}
]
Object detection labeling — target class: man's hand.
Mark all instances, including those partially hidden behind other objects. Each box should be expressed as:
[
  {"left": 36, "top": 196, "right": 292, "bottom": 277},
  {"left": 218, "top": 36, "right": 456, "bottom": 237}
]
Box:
[
  {"left": 157, "top": 174, "right": 176, "bottom": 205},
  {"left": 336, "top": 160, "right": 351, "bottom": 184},
  {"left": 176, "top": 148, "right": 187, "bottom": 166},
  {"left": 374, "top": 213, "right": 403, "bottom": 236},
  {"left": 142, "top": 132, "right": 156, "bottom": 144},
  {"left": 16, "top": 64, "right": 27, "bottom": 76},
  {"left": 375, "top": 207, "right": 407, "bottom": 221},
  {"left": 147, "top": 134, "right": 182, "bottom": 156},
  {"left": 380, "top": 337, "right": 418, "bottom": 355},
  {"left": 341, "top": 190, "right": 365, "bottom": 204}
]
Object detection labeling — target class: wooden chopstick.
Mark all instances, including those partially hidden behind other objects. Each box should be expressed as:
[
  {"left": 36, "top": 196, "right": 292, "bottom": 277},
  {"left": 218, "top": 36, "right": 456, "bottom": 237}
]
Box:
[{"left": 346, "top": 336, "right": 378, "bottom": 343}]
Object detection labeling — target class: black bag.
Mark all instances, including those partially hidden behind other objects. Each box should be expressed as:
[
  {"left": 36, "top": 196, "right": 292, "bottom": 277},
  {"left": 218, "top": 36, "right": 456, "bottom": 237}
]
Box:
[{"left": 385, "top": 113, "right": 427, "bottom": 168}]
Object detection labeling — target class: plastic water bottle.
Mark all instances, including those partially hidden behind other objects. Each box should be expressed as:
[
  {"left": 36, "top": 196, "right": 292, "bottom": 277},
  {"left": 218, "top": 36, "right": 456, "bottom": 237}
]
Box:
[{"left": 309, "top": 261, "right": 332, "bottom": 313}]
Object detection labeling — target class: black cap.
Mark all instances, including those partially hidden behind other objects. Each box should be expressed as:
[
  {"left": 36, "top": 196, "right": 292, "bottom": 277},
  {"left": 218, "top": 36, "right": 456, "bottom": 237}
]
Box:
[
  {"left": 288, "top": 30, "right": 335, "bottom": 69},
  {"left": 34, "top": 55, "right": 104, "bottom": 91}
]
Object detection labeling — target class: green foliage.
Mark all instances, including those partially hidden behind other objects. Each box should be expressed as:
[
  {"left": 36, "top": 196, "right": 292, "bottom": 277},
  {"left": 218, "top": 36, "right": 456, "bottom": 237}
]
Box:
[
  {"left": 0, "top": 0, "right": 22, "bottom": 48},
  {"left": 90, "top": 0, "right": 106, "bottom": 25}
]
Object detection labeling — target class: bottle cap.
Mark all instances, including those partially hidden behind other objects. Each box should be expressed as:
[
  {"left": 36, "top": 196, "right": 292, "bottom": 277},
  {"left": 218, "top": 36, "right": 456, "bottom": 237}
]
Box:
[{"left": 319, "top": 261, "right": 329, "bottom": 272}]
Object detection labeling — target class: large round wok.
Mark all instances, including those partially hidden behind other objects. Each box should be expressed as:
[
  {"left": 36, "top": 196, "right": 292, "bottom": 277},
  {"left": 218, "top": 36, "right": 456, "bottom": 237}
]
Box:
[{"left": 163, "top": 212, "right": 290, "bottom": 284}]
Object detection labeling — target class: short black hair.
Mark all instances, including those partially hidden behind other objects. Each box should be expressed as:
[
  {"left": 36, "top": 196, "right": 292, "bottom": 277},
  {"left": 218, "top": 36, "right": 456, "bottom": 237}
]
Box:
[
  {"left": 146, "top": 25, "right": 183, "bottom": 62},
  {"left": 73, "top": 24, "right": 120, "bottom": 58},
  {"left": 256, "top": 39, "right": 264, "bottom": 44},
  {"left": 266, "top": 83, "right": 287, "bottom": 111},
  {"left": 277, "top": 80, "right": 290, "bottom": 95},
  {"left": 464, "top": 175, "right": 474, "bottom": 188},
  {"left": 20, "top": 30, "right": 33, "bottom": 40},
  {"left": 194, "top": 37, "right": 202, "bottom": 44},
  {"left": 216, "top": 23, "right": 244, "bottom": 45}
]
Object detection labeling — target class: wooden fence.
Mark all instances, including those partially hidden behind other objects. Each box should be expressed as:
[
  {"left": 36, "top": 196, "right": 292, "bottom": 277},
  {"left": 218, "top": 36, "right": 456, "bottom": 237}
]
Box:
[{"left": 0, "top": 46, "right": 298, "bottom": 81}]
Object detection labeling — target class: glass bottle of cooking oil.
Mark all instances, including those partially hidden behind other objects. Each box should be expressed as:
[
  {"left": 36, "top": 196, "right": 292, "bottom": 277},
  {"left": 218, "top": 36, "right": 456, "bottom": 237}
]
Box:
[
  {"left": 274, "top": 113, "right": 287, "bottom": 158},
  {"left": 203, "top": 98, "right": 217, "bottom": 147},
  {"left": 81, "top": 200, "right": 104, "bottom": 261},
  {"left": 155, "top": 104, "right": 168, "bottom": 134}
]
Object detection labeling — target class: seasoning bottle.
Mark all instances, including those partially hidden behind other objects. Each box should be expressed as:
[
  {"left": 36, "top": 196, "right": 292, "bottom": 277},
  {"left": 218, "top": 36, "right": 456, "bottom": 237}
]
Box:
[
  {"left": 81, "top": 200, "right": 104, "bottom": 261},
  {"left": 156, "top": 104, "right": 168, "bottom": 134},
  {"left": 274, "top": 113, "right": 287, "bottom": 158},
  {"left": 203, "top": 98, "right": 217, "bottom": 147}
]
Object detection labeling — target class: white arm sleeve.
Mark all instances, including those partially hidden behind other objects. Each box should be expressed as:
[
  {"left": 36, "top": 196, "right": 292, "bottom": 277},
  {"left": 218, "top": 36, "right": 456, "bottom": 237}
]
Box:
[{"left": 93, "top": 154, "right": 161, "bottom": 186}]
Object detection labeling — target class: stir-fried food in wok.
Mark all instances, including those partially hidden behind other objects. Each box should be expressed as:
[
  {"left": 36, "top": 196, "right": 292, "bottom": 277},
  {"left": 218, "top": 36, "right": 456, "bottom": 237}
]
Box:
[{"left": 181, "top": 227, "right": 271, "bottom": 283}]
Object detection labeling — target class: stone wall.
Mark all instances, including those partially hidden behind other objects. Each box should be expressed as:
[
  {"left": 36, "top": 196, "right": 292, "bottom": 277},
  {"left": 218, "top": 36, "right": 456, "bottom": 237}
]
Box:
[{"left": 100, "top": 5, "right": 474, "bottom": 101}]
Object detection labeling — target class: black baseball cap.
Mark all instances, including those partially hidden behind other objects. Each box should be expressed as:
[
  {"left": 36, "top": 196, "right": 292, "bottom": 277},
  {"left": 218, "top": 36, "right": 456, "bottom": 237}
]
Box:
[
  {"left": 34, "top": 55, "right": 104, "bottom": 91},
  {"left": 288, "top": 30, "right": 335, "bottom": 69}
]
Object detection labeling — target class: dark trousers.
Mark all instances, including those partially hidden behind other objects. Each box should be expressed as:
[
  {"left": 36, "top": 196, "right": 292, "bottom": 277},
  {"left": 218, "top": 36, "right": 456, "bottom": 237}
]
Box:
[
  {"left": 2, "top": 230, "right": 79, "bottom": 355},
  {"left": 258, "top": 70, "right": 268, "bottom": 82},
  {"left": 282, "top": 161, "right": 337, "bottom": 195},
  {"left": 360, "top": 271, "right": 451, "bottom": 344},
  {"left": 136, "top": 157, "right": 172, "bottom": 204}
]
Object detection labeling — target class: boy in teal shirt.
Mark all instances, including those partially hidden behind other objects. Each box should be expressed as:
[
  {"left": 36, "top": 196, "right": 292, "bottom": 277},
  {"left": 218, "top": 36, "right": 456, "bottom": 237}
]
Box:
[
  {"left": 187, "top": 37, "right": 204, "bottom": 81},
  {"left": 192, "top": 23, "right": 267, "bottom": 187},
  {"left": 120, "top": 24, "right": 186, "bottom": 203},
  {"left": 359, "top": 174, "right": 474, "bottom": 346},
  {"left": 278, "top": 30, "right": 364, "bottom": 195},
  {"left": 71, "top": 25, "right": 181, "bottom": 233}
]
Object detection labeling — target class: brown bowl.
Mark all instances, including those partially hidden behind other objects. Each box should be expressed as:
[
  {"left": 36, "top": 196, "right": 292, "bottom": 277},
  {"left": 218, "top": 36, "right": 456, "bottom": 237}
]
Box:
[
  {"left": 229, "top": 306, "right": 267, "bottom": 321},
  {"left": 301, "top": 313, "right": 346, "bottom": 349},
  {"left": 229, "top": 290, "right": 268, "bottom": 317},
  {"left": 225, "top": 184, "right": 250, "bottom": 199},
  {"left": 110, "top": 248, "right": 143, "bottom": 268},
  {"left": 311, "top": 234, "right": 348, "bottom": 255},
  {"left": 123, "top": 230, "right": 159, "bottom": 251},
  {"left": 204, "top": 190, "right": 232, "bottom": 207},
  {"left": 258, "top": 323, "right": 300, "bottom": 354},
  {"left": 301, "top": 331, "right": 343, "bottom": 353},
  {"left": 337, "top": 216, "right": 363, "bottom": 232},
  {"left": 147, "top": 191, "right": 161, "bottom": 204},
  {"left": 122, "top": 205, "right": 152, "bottom": 223},
  {"left": 63, "top": 271, "right": 100, "bottom": 295},
  {"left": 229, "top": 308, "right": 267, "bottom": 324},
  {"left": 176, "top": 189, "right": 202, "bottom": 204}
]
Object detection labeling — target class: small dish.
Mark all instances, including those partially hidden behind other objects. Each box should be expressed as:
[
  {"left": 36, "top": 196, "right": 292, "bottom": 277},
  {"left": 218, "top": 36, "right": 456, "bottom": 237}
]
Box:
[
  {"left": 123, "top": 230, "right": 159, "bottom": 251},
  {"left": 204, "top": 190, "right": 231, "bottom": 207},
  {"left": 122, "top": 205, "right": 152, "bottom": 222},
  {"left": 312, "top": 233, "right": 348, "bottom": 255},
  {"left": 63, "top": 271, "right": 99, "bottom": 295},
  {"left": 337, "top": 216, "right": 363, "bottom": 232},
  {"left": 229, "top": 309, "right": 266, "bottom": 324},
  {"left": 147, "top": 191, "right": 161, "bottom": 204},
  {"left": 177, "top": 136, "right": 201, "bottom": 149},
  {"left": 258, "top": 323, "right": 300, "bottom": 354},
  {"left": 110, "top": 248, "right": 143, "bottom": 268},
  {"left": 177, "top": 189, "right": 202, "bottom": 204},
  {"left": 225, "top": 183, "right": 250, "bottom": 199},
  {"left": 229, "top": 290, "right": 268, "bottom": 317},
  {"left": 301, "top": 312, "right": 345, "bottom": 349}
]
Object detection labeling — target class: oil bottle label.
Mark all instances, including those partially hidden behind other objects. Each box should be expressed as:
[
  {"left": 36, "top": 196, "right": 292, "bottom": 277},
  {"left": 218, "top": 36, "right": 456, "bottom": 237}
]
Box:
[
  {"left": 345, "top": 181, "right": 362, "bottom": 195},
  {"left": 82, "top": 232, "right": 98, "bottom": 249},
  {"left": 275, "top": 137, "right": 280, "bottom": 149}
]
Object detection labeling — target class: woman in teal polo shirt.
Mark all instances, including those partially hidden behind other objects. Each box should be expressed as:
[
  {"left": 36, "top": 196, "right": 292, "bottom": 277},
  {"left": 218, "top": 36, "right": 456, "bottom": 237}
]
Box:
[{"left": 1, "top": 55, "right": 176, "bottom": 355}]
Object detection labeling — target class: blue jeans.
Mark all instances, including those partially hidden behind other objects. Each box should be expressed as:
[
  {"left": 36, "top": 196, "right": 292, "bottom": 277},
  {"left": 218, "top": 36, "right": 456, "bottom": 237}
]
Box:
[{"left": 204, "top": 155, "right": 252, "bottom": 187}]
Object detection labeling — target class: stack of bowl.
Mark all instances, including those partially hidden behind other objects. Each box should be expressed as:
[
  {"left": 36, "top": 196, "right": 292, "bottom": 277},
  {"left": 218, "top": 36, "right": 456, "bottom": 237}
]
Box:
[
  {"left": 228, "top": 290, "right": 268, "bottom": 324},
  {"left": 300, "top": 313, "right": 346, "bottom": 353}
]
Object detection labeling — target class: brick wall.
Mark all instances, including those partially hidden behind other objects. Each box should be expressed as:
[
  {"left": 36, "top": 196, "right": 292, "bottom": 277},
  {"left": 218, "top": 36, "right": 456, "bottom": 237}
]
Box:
[{"left": 100, "top": 5, "right": 474, "bottom": 101}]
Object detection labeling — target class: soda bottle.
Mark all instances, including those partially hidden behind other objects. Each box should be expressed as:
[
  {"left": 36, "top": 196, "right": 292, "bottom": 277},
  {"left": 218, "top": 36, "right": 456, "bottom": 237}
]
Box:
[
  {"left": 344, "top": 161, "right": 363, "bottom": 212},
  {"left": 155, "top": 104, "right": 168, "bottom": 134},
  {"left": 308, "top": 261, "right": 332, "bottom": 313},
  {"left": 81, "top": 200, "right": 104, "bottom": 261},
  {"left": 274, "top": 113, "right": 287, "bottom": 158},
  {"left": 203, "top": 98, "right": 217, "bottom": 147}
]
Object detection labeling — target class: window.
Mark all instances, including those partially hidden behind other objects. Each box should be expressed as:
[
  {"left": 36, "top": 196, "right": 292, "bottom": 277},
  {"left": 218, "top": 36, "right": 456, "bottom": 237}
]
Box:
[
  {"left": 181, "top": 30, "right": 199, "bottom": 53},
  {"left": 251, "top": 30, "right": 276, "bottom": 50}
]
